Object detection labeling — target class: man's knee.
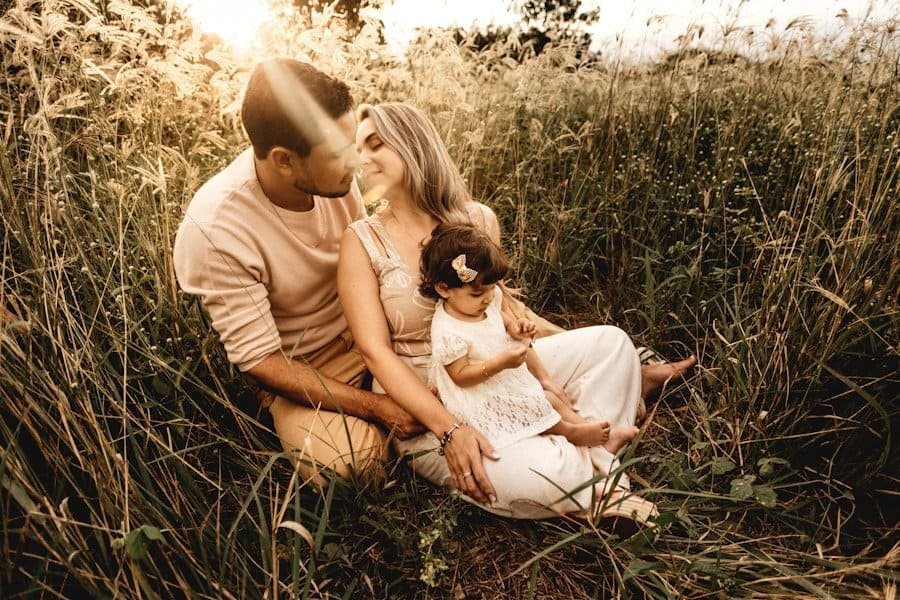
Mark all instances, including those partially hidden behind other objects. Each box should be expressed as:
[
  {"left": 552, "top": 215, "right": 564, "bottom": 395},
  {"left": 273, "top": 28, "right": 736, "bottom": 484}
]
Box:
[
  {"left": 326, "top": 419, "right": 389, "bottom": 478},
  {"left": 269, "top": 398, "right": 389, "bottom": 484},
  {"left": 299, "top": 417, "right": 388, "bottom": 483}
]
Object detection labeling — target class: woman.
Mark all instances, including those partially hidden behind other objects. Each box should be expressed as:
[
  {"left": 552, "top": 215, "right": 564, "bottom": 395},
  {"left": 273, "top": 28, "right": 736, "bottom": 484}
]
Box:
[{"left": 337, "top": 103, "right": 695, "bottom": 520}]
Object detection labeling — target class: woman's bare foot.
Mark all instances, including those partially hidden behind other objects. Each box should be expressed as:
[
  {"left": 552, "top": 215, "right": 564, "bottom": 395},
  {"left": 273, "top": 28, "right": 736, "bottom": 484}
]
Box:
[
  {"left": 636, "top": 397, "right": 647, "bottom": 424},
  {"left": 555, "top": 420, "right": 610, "bottom": 447},
  {"left": 603, "top": 426, "right": 639, "bottom": 453},
  {"left": 641, "top": 355, "right": 698, "bottom": 399}
]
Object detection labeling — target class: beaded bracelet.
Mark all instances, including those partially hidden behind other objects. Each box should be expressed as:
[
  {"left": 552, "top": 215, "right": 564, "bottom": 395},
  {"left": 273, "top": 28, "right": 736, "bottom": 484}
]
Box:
[{"left": 438, "top": 422, "right": 462, "bottom": 455}]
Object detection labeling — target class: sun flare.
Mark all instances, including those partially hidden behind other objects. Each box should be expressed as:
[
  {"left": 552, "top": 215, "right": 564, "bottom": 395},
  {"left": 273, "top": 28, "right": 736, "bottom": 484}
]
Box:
[{"left": 173, "top": 0, "right": 273, "bottom": 50}]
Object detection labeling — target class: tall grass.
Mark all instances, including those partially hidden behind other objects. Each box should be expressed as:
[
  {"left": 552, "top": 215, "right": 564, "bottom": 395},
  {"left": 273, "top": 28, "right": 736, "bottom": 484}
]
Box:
[{"left": 2, "top": 0, "right": 897, "bottom": 597}]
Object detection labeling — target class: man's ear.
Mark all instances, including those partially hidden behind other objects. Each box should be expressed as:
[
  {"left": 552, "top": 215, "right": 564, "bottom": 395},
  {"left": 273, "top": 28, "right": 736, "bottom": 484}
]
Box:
[
  {"left": 434, "top": 283, "right": 451, "bottom": 299},
  {"left": 268, "top": 147, "right": 295, "bottom": 173}
]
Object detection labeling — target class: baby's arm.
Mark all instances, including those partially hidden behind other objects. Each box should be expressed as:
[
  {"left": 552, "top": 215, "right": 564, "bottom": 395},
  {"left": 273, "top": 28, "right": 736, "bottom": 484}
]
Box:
[{"left": 445, "top": 344, "right": 529, "bottom": 388}]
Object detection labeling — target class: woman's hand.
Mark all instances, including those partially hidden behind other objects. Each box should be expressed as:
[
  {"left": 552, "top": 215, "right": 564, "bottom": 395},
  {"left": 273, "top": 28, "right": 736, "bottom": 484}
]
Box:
[{"left": 442, "top": 425, "right": 499, "bottom": 506}]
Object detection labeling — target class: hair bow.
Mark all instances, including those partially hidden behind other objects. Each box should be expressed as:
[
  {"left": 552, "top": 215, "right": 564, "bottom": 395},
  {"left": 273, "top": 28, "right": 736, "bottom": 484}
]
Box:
[{"left": 451, "top": 254, "right": 478, "bottom": 283}]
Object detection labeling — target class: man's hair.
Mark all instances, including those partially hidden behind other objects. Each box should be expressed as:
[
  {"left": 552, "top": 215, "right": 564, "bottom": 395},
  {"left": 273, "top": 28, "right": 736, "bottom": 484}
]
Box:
[
  {"left": 419, "top": 223, "right": 509, "bottom": 300},
  {"left": 241, "top": 58, "right": 353, "bottom": 159},
  {"left": 357, "top": 103, "right": 470, "bottom": 223}
]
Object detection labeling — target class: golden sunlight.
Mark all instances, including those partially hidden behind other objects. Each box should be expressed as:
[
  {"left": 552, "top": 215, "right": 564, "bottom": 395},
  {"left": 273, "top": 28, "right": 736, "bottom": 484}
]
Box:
[{"left": 173, "top": 0, "right": 273, "bottom": 50}]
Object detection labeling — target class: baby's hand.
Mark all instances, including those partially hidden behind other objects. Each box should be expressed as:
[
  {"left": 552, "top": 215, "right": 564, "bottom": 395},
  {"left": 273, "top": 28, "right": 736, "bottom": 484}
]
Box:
[
  {"left": 507, "top": 317, "right": 536, "bottom": 342},
  {"left": 495, "top": 343, "right": 528, "bottom": 370}
]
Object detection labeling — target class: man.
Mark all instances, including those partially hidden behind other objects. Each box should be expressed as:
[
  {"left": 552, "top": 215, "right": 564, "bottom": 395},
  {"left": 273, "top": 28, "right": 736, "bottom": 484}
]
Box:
[{"left": 173, "top": 58, "right": 422, "bottom": 485}]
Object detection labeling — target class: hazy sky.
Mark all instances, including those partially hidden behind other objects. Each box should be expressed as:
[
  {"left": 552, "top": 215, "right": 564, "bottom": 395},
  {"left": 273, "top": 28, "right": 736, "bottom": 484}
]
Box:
[{"left": 177, "top": 0, "right": 899, "bottom": 60}]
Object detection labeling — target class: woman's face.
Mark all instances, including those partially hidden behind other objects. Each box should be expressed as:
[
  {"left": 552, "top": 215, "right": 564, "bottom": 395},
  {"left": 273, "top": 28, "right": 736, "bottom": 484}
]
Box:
[{"left": 356, "top": 117, "right": 406, "bottom": 197}]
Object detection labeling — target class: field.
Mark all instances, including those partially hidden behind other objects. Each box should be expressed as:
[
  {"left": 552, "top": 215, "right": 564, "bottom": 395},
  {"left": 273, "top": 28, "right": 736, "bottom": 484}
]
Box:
[{"left": 1, "top": 0, "right": 897, "bottom": 597}]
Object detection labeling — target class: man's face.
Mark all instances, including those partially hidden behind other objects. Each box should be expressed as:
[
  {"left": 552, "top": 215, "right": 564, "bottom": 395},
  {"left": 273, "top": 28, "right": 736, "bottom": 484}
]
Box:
[{"left": 292, "top": 111, "right": 360, "bottom": 198}]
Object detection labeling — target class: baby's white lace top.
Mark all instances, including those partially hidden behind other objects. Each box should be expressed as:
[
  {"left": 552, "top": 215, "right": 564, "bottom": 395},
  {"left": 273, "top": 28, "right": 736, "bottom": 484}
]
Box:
[{"left": 429, "top": 287, "right": 560, "bottom": 449}]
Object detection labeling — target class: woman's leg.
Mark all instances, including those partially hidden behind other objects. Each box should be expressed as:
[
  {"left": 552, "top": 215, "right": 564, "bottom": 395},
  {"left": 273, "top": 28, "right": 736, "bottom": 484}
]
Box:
[
  {"left": 533, "top": 326, "right": 642, "bottom": 488},
  {"left": 399, "top": 432, "right": 600, "bottom": 519},
  {"left": 532, "top": 325, "right": 642, "bottom": 427},
  {"left": 379, "top": 373, "right": 601, "bottom": 519}
]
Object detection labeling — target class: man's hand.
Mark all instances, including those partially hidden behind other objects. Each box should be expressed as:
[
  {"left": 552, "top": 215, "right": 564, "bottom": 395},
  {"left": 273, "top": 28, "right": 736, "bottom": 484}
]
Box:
[{"left": 369, "top": 393, "right": 426, "bottom": 440}]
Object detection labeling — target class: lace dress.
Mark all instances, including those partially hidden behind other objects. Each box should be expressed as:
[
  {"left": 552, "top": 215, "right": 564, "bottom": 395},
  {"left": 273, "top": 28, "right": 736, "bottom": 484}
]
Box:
[{"left": 429, "top": 288, "right": 560, "bottom": 449}]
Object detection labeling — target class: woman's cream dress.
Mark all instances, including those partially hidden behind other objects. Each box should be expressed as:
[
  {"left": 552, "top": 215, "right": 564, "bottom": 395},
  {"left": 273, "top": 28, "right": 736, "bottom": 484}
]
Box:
[{"left": 347, "top": 206, "right": 642, "bottom": 519}]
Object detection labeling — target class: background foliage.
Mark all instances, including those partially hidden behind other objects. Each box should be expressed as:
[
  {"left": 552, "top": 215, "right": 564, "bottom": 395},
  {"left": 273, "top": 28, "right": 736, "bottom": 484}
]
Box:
[{"left": 1, "top": 0, "right": 897, "bottom": 597}]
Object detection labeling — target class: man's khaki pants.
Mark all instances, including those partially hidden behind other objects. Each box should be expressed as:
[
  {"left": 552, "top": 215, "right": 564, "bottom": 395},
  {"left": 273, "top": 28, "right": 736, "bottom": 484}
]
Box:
[{"left": 260, "top": 332, "right": 388, "bottom": 487}]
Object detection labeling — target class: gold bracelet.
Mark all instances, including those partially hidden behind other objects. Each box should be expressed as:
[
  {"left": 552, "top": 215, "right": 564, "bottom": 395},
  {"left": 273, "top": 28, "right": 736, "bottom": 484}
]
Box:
[{"left": 481, "top": 362, "right": 490, "bottom": 379}]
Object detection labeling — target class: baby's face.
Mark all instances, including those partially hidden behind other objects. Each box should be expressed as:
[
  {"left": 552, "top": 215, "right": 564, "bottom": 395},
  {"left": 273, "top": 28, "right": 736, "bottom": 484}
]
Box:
[{"left": 442, "top": 282, "right": 496, "bottom": 320}]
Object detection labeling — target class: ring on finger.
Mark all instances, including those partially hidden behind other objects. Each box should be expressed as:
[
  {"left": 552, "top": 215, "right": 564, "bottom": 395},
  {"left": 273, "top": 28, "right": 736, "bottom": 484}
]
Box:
[{"left": 461, "top": 471, "right": 472, "bottom": 478}]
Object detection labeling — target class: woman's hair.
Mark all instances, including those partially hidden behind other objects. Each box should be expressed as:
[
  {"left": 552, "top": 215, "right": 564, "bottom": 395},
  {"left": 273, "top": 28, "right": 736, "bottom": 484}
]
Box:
[
  {"left": 419, "top": 223, "right": 508, "bottom": 300},
  {"left": 356, "top": 103, "right": 471, "bottom": 223},
  {"left": 241, "top": 58, "right": 353, "bottom": 159}
]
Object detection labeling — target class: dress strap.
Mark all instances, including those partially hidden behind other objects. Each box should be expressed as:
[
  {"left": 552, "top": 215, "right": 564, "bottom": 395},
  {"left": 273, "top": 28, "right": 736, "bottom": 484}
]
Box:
[
  {"left": 365, "top": 214, "right": 400, "bottom": 259},
  {"left": 348, "top": 218, "right": 389, "bottom": 263}
]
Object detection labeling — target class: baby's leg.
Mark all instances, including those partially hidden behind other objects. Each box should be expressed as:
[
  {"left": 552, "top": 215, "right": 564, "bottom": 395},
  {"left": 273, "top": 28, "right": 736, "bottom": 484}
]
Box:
[
  {"left": 545, "top": 390, "right": 587, "bottom": 424},
  {"left": 603, "top": 426, "right": 640, "bottom": 454},
  {"left": 546, "top": 420, "right": 610, "bottom": 447},
  {"left": 544, "top": 390, "right": 638, "bottom": 450}
]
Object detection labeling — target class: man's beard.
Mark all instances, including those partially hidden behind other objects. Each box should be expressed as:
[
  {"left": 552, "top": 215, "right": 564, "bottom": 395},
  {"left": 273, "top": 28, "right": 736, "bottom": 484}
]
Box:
[{"left": 293, "top": 179, "right": 349, "bottom": 199}]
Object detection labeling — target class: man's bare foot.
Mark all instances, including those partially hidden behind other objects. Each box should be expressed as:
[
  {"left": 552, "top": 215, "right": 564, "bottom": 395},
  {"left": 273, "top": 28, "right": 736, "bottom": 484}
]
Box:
[
  {"left": 641, "top": 355, "right": 697, "bottom": 399},
  {"left": 557, "top": 420, "right": 610, "bottom": 447},
  {"left": 603, "top": 426, "right": 639, "bottom": 453}
]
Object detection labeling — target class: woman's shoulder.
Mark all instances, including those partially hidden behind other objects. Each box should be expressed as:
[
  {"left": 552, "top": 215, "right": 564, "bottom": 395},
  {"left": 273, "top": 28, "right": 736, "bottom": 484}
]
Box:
[
  {"left": 464, "top": 201, "right": 495, "bottom": 222},
  {"left": 464, "top": 202, "right": 500, "bottom": 239},
  {"left": 347, "top": 210, "right": 385, "bottom": 237}
]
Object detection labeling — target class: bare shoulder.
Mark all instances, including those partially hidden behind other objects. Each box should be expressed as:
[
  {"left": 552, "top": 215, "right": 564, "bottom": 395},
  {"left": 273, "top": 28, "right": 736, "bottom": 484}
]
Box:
[{"left": 466, "top": 202, "right": 501, "bottom": 241}]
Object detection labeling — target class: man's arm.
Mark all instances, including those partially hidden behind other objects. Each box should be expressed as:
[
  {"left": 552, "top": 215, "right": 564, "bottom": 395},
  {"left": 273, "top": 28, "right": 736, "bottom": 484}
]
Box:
[{"left": 245, "top": 352, "right": 422, "bottom": 439}]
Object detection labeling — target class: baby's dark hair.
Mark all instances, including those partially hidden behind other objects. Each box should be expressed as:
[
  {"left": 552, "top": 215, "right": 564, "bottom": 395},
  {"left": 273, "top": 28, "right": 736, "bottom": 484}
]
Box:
[{"left": 419, "top": 223, "right": 508, "bottom": 300}]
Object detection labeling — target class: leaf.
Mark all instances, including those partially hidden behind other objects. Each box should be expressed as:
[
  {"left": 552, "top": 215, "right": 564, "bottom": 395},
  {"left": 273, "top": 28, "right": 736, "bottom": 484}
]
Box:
[
  {"left": 753, "top": 485, "right": 777, "bottom": 508},
  {"left": 711, "top": 457, "right": 736, "bottom": 475},
  {"left": 623, "top": 558, "right": 664, "bottom": 582},
  {"left": 757, "top": 457, "right": 789, "bottom": 478},
  {"left": 140, "top": 525, "right": 163, "bottom": 541},
  {"left": 729, "top": 476, "right": 754, "bottom": 500},
  {"left": 151, "top": 375, "right": 172, "bottom": 396},
  {"left": 688, "top": 559, "right": 728, "bottom": 578},
  {"left": 120, "top": 525, "right": 164, "bottom": 561},
  {"left": 663, "top": 456, "right": 699, "bottom": 490},
  {"left": 1, "top": 474, "right": 36, "bottom": 513},
  {"left": 123, "top": 529, "right": 150, "bottom": 560},
  {"left": 278, "top": 520, "right": 315, "bottom": 549}
]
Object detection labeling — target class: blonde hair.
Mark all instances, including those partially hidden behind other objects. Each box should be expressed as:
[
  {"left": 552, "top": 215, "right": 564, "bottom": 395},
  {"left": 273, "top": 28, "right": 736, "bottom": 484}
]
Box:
[{"left": 357, "top": 103, "right": 471, "bottom": 223}]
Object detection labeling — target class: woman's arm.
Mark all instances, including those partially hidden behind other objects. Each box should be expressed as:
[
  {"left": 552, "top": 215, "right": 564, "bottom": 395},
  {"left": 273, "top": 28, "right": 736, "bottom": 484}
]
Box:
[
  {"left": 246, "top": 352, "right": 421, "bottom": 437},
  {"left": 338, "top": 228, "right": 499, "bottom": 504}
]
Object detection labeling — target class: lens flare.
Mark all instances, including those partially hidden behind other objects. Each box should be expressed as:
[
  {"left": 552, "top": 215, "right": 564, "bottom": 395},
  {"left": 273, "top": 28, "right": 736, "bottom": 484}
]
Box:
[{"left": 173, "top": 0, "right": 272, "bottom": 50}]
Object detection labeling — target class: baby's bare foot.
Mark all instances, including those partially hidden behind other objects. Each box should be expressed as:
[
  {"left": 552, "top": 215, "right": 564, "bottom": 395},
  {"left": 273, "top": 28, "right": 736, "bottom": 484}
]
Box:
[
  {"left": 603, "top": 426, "right": 639, "bottom": 454},
  {"left": 564, "top": 421, "right": 610, "bottom": 447},
  {"left": 641, "top": 355, "right": 697, "bottom": 398}
]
